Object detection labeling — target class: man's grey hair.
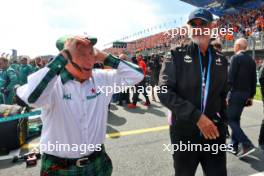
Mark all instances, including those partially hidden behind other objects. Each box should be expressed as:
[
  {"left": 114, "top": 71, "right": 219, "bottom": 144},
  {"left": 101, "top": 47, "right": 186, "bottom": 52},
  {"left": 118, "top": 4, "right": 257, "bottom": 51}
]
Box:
[{"left": 235, "top": 38, "right": 248, "bottom": 50}]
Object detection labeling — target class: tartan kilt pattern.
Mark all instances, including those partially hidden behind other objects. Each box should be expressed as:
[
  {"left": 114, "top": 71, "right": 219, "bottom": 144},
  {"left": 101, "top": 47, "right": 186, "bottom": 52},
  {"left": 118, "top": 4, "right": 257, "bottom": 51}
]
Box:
[{"left": 40, "top": 151, "right": 113, "bottom": 176}]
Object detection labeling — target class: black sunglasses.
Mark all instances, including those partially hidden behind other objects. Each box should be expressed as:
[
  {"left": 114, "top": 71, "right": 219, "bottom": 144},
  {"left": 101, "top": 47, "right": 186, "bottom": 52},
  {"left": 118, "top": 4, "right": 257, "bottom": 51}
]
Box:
[{"left": 189, "top": 20, "right": 208, "bottom": 28}]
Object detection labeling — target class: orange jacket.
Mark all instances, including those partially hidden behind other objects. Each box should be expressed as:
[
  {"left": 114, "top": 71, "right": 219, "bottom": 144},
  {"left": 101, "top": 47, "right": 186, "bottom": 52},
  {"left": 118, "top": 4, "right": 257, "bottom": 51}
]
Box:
[{"left": 138, "top": 60, "right": 147, "bottom": 77}]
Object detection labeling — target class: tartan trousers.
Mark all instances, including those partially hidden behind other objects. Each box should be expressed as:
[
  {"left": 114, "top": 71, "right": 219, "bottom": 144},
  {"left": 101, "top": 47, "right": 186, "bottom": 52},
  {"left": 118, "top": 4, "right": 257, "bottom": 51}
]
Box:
[{"left": 40, "top": 148, "right": 113, "bottom": 176}]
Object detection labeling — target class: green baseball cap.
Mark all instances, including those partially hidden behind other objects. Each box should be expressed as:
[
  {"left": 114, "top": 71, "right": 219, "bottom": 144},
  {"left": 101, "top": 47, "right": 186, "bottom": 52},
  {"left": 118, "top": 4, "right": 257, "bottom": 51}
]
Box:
[{"left": 56, "top": 35, "right": 97, "bottom": 51}]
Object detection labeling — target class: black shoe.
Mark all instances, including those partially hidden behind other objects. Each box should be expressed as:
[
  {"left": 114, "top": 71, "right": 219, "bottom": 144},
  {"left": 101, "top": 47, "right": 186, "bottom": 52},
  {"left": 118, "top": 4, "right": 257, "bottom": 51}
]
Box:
[
  {"left": 237, "top": 145, "right": 256, "bottom": 158},
  {"left": 227, "top": 145, "right": 238, "bottom": 155}
]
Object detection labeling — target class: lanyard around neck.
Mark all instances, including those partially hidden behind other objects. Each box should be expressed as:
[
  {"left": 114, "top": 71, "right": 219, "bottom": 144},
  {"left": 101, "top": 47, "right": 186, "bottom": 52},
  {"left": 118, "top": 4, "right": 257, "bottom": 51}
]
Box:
[{"left": 197, "top": 47, "right": 212, "bottom": 113}]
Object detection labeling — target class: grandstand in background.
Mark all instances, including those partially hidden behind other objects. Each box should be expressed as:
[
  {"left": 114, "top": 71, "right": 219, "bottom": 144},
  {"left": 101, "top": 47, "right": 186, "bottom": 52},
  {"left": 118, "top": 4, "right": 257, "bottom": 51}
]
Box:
[{"left": 103, "top": 0, "right": 264, "bottom": 62}]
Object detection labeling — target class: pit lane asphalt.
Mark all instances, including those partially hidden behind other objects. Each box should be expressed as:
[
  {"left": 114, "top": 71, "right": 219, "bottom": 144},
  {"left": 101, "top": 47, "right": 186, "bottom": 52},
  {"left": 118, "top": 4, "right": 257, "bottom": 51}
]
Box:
[{"left": 0, "top": 98, "right": 264, "bottom": 176}]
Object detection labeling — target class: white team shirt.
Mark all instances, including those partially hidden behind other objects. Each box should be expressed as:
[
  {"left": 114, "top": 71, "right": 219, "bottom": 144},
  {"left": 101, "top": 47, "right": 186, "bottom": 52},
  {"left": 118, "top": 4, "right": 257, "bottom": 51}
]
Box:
[{"left": 17, "top": 61, "right": 143, "bottom": 158}]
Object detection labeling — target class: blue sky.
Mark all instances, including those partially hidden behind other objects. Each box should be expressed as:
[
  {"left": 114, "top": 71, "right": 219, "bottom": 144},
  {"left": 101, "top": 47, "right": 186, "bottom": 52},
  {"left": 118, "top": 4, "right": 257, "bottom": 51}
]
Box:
[{"left": 0, "top": 0, "right": 195, "bottom": 57}]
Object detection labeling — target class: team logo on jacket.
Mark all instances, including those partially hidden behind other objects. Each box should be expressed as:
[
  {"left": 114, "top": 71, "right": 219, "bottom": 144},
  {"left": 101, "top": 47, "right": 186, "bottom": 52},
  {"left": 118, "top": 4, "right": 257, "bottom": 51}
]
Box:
[
  {"left": 184, "top": 55, "right": 192, "bottom": 63},
  {"left": 63, "top": 93, "right": 72, "bottom": 100},
  {"left": 216, "top": 58, "right": 222, "bottom": 66}
]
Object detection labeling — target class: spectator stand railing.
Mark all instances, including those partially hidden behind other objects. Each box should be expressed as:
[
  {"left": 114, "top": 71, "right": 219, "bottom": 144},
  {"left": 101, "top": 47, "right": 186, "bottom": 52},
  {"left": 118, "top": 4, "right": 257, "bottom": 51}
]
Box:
[{"left": 222, "top": 32, "right": 264, "bottom": 59}]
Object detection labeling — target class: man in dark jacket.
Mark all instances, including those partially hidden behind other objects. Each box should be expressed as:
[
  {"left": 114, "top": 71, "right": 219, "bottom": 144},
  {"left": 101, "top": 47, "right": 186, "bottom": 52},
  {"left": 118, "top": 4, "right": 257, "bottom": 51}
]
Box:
[
  {"left": 158, "top": 8, "right": 228, "bottom": 176},
  {"left": 148, "top": 54, "right": 161, "bottom": 102},
  {"left": 128, "top": 54, "right": 150, "bottom": 108},
  {"left": 227, "top": 38, "right": 257, "bottom": 158},
  {"left": 259, "top": 63, "right": 264, "bottom": 151}
]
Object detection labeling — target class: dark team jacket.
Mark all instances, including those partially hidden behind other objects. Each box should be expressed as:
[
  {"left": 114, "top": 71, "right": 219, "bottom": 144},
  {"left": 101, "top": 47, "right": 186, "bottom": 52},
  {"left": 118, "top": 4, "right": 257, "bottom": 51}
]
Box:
[
  {"left": 158, "top": 42, "right": 228, "bottom": 135},
  {"left": 228, "top": 51, "right": 256, "bottom": 98},
  {"left": 259, "top": 64, "right": 264, "bottom": 103}
]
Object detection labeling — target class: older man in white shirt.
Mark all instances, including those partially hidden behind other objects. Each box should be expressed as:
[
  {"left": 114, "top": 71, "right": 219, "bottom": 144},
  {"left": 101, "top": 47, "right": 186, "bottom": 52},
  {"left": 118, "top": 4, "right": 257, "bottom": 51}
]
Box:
[{"left": 16, "top": 35, "right": 144, "bottom": 176}]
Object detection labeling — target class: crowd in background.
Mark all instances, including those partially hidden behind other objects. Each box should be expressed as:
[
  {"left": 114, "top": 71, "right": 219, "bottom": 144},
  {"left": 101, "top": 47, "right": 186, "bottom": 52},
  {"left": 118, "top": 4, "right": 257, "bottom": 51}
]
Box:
[
  {"left": 0, "top": 56, "right": 51, "bottom": 105},
  {"left": 105, "top": 5, "right": 264, "bottom": 57},
  {"left": 218, "top": 6, "right": 264, "bottom": 40}
]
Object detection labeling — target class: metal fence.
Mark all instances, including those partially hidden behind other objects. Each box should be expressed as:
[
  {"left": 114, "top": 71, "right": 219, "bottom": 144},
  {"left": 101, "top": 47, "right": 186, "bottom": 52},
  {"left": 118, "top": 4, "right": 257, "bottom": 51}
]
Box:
[{"left": 222, "top": 33, "right": 264, "bottom": 58}]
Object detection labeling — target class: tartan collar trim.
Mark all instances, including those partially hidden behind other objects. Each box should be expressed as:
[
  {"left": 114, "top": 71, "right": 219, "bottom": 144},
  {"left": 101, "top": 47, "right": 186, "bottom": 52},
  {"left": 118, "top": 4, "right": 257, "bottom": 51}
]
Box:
[{"left": 60, "top": 69, "right": 74, "bottom": 84}]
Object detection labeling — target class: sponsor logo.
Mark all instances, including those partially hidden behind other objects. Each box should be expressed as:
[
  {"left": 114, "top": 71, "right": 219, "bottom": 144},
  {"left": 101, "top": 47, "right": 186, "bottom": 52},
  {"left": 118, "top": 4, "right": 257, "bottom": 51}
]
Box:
[
  {"left": 63, "top": 93, "right": 72, "bottom": 100},
  {"left": 184, "top": 55, "right": 192, "bottom": 63},
  {"left": 216, "top": 58, "right": 222, "bottom": 66}
]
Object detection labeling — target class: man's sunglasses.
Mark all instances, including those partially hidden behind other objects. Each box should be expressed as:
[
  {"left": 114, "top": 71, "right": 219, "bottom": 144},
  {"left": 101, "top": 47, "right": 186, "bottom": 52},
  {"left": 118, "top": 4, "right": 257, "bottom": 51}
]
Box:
[{"left": 189, "top": 20, "right": 208, "bottom": 28}]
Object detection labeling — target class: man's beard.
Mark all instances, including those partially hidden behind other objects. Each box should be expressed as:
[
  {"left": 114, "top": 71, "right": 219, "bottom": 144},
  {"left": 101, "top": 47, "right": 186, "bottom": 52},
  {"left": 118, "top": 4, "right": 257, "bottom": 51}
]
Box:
[{"left": 191, "top": 36, "right": 209, "bottom": 45}]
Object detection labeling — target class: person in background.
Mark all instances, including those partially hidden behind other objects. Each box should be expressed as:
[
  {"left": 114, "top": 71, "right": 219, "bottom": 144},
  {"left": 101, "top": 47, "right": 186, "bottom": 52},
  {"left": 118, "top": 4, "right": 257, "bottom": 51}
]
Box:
[
  {"left": 117, "top": 54, "right": 131, "bottom": 106},
  {"left": 258, "top": 62, "right": 264, "bottom": 151},
  {"left": 227, "top": 38, "right": 257, "bottom": 158},
  {"left": 128, "top": 54, "right": 150, "bottom": 108},
  {"left": 148, "top": 54, "right": 161, "bottom": 102},
  {"left": 10, "top": 60, "right": 20, "bottom": 76},
  {"left": 35, "top": 56, "right": 44, "bottom": 69},
  {"left": 29, "top": 58, "right": 39, "bottom": 72},
  {"left": 0, "top": 57, "right": 18, "bottom": 104},
  {"left": 211, "top": 39, "right": 222, "bottom": 53},
  {"left": 18, "top": 57, "right": 34, "bottom": 85},
  {"left": 41, "top": 57, "right": 50, "bottom": 66},
  {"left": 131, "top": 56, "right": 137, "bottom": 65}
]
